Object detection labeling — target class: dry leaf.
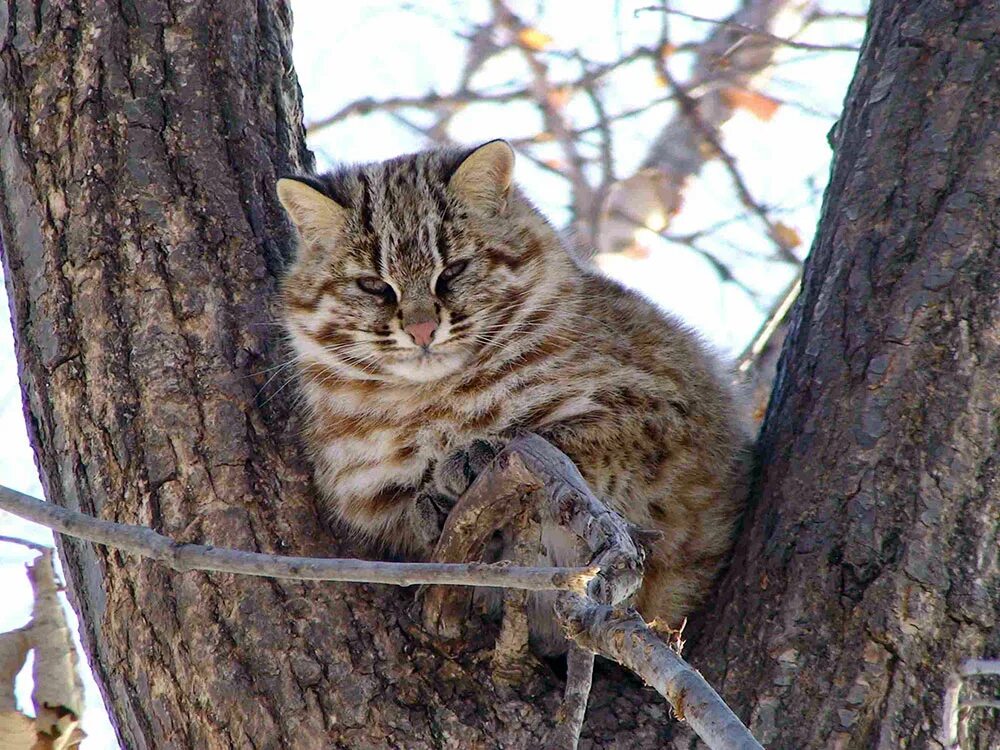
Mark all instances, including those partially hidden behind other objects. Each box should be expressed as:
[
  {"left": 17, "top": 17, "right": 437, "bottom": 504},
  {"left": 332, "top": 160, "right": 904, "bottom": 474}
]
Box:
[
  {"left": 697, "top": 140, "right": 719, "bottom": 159},
  {"left": 620, "top": 240, "right": 651, "bottom": 260},
  {"left": 654, "top": 73, "right": 668, "bottom": 89},
  {"left": 532, "top": 131, "right": 555, "bottom": 143},
  {"left": 517, "top": 27, "right": 552, "bottom": 51},
  {"left": 546, "top": 87, "right": 572, "bottom": 110},
  {"left": 722, "top": 88, "right": 781, "bottom": 121},
  {"left": 659, "top": 42, "right": 677, "bottom": 58},
  {"left": 542, "top": 158, "right": 567, "bottom": 172},
  {"left": 772, "top": 222, "right": 802, "bottom": 250}
]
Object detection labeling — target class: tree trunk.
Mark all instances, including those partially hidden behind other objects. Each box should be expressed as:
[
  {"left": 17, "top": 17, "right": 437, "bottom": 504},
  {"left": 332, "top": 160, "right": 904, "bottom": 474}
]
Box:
[
  {"left": 0, "top": 2, "right": 670, "bottom": 747},
  {"left": 687, "top": 1, "right": 1000, "bottom": 748}
]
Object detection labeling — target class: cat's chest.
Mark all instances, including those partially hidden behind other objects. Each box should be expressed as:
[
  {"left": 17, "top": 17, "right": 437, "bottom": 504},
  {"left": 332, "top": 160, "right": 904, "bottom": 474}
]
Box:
[{"left": 310, "top": 374, "right": 596, "bottom": 459}]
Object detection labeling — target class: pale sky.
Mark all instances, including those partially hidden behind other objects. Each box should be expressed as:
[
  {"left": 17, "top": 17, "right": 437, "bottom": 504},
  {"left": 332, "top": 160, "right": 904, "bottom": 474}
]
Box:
[{"left": 0, "top": 2, "right": 864, "bottom": 746}]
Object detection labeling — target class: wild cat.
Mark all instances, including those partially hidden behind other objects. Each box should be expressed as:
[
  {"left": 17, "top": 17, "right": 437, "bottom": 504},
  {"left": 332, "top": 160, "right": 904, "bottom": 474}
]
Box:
[{"left": 276, "top": 140, "right": 748, "bottom": 651}]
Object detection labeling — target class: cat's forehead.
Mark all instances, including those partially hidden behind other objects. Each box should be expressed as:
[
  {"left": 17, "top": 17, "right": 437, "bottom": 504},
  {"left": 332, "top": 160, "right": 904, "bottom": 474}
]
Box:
[{"left": 352, "top": 156, "right": 454, "bottom": 280}]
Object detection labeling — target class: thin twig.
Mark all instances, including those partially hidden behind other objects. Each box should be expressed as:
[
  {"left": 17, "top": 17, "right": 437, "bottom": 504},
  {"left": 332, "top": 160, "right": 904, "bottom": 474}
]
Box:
[
  {"left": 0, "top": 534, "right": 52, "bottom": 554},
  {"left": 0, "top": 484, "right": 596, "bottom": 593}
]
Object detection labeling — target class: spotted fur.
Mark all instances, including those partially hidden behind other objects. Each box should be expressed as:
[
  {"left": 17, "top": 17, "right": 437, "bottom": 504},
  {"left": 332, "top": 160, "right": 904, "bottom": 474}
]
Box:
[{"left": 277, "top": 141, "right": 749, "bottom": 650}]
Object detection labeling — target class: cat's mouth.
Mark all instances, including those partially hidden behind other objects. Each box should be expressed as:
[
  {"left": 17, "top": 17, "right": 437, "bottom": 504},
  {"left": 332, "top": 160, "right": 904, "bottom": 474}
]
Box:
[{"left": 384, "top": 346, "right": 468, "bottom": 382}]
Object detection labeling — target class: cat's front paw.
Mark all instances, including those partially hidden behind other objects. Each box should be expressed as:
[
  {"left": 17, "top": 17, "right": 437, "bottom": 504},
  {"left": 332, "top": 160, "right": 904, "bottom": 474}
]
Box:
[
  {"left": 434, "top": 438, "right": 505, "bottom": 500},
  {"left": 406, "top": 491, "right": 454, "bottom": 556}
]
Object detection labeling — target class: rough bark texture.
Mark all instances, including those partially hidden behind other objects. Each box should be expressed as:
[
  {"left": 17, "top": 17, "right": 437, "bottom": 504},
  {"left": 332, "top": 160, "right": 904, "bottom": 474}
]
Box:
[
  {"left": 0, "top": 2, "right": 672, "bottom": 748},
  {"left": 687, "top": 2, "right": 1000, "bottom": 748}
]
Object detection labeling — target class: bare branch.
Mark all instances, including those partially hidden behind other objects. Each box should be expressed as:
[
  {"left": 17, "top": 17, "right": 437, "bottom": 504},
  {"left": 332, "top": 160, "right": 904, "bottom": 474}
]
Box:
[
  {"left": 546, "top": 645, "right": 595, "bottom": 750},
  {"left": 492, "top": 0, "right": 598, "bottom": 238},
  {"left": 0, "top": 534, "right": 52, "bottom": 554},
  {"left": 599, "top": 0, "right": 803, "bottom": 259},
  {"left": 305, "top": 89, "right": 533, "bottom": 133},
  {"left": 737, "top": 274, "right": 801, "bottom": 422},
  {"left": 0, "top": 484, "right": 596, "bottom": 593},
  {"left": 960, "top": 659, "right": 1000, "bottom": 677},
  {"left": 655, "top": 61, "right": 801, "bottom": 265},
  {"left": 636, "top": 6, "right": 861, "bottom": 52}
]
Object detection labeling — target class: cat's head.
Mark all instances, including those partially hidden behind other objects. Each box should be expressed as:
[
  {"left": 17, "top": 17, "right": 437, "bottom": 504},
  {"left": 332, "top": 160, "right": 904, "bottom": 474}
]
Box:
[{"left": 277, "top": 141, "right": 574, "bottom": 384}]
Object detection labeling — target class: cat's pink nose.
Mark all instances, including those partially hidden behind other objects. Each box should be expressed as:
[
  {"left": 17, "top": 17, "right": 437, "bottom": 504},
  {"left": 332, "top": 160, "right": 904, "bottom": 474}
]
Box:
[{"left": 405, "top": 320, "right": 438, "bottom": 347}]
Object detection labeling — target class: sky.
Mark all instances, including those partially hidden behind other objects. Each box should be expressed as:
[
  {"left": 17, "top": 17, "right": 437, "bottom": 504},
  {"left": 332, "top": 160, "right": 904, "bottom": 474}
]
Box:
[{"left": 0, "top": 1, "right": 865, "bottom": 746}]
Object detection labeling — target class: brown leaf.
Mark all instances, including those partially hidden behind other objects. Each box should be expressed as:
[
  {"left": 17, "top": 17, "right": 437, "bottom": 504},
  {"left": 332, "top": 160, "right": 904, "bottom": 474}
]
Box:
[
  {"left": 546, "top": 87, "right": 572, "bottom": 110},
  {"left": 772, "top": 222, "right": 802, "bottom": 250},
  {"left": 517, "top": 27, "right": 553, "bottom": 51},
  {"left": 697, "top": 140, "right": 719, "bottom": 159},
  {"left": 722, "top": 88, "right": 781, "bottom": 121}
]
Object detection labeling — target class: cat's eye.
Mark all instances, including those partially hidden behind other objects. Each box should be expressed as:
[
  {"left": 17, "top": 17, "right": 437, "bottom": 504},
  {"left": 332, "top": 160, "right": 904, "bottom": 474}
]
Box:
[
  {"left": 435, "top": 260, "right": 468, "bottom": 295},
  {"left": 357, "top": 277, "right": 395, "bottom": 302}
]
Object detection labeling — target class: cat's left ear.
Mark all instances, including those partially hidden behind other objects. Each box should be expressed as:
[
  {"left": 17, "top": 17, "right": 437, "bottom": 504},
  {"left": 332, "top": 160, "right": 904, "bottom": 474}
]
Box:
[{"left": 448, "top": 140, "right": 514, "bottom": 213}]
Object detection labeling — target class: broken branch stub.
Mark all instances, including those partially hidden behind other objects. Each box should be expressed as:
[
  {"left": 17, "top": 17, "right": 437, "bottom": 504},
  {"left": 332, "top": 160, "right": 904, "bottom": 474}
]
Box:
[{"left": 0, "top": 546, "right": 85, "bottom": 750}]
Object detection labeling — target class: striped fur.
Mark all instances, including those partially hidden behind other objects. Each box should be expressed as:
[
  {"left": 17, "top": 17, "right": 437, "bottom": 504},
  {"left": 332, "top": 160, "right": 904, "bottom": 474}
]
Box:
[{"left": 278, "top": 142, "right": 749, "bottom": 651}]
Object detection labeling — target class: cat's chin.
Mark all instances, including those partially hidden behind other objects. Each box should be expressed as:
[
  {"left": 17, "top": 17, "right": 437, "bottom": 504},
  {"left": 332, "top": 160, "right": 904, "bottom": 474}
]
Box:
[{"left": 384, "top": 351, "right": 467, "bottom": 383}]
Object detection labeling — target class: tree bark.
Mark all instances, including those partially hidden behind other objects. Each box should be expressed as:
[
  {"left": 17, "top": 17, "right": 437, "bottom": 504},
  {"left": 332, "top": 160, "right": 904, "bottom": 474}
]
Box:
[
  {"left": 687, "top": 2, "right": 1000, "bottom": 748},
  {"left": 0, "top": 2, "right": 673, "bottom": 748}
]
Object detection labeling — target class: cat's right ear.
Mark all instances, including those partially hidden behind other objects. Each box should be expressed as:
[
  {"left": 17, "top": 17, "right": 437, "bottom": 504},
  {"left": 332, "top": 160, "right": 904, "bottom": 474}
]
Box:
[
  {"left": 276, "top": 177, "right": 348, "bottom": 245},
  {"left": 449, "top": 140, "right": 514, "bottom": 214}
]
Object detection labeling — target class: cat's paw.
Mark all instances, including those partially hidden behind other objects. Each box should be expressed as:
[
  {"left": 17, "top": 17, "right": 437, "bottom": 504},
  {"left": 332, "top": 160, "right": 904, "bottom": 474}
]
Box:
[
  {"left": 406, "top": 491, "right": 454, "bottom": 555},
  {"left": 434, "top": 438, "right": 505, "bottom": 501}
]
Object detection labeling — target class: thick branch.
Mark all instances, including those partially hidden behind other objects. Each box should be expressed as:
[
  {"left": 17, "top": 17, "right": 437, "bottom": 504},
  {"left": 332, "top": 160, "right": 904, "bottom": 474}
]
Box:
[
  {"left": 559, "top": 597, "right": 764, "bottom": 750},
  {"left": 0, "top": 484, "right": 595, "bottom": 592}
]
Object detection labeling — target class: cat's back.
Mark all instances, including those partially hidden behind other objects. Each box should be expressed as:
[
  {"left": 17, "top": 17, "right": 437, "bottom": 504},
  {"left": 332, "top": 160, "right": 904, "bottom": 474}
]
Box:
[{"left": 575, "top": 271, "right": 739, "bottom": 432}]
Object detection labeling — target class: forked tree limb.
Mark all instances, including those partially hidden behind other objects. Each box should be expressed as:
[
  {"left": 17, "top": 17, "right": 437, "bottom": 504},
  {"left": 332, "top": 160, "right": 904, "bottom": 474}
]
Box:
[{"left": 423, "top": 433, "right": 763, "bottom": 750}]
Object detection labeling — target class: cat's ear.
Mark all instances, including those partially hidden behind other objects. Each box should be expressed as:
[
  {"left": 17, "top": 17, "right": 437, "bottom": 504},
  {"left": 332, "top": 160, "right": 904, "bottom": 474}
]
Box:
[
  {"left": 276, "top": 177, "right": 348, "bottom": 244},
  {"left": 448, "top": 140, "right": 514, "bottom": 213}
]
